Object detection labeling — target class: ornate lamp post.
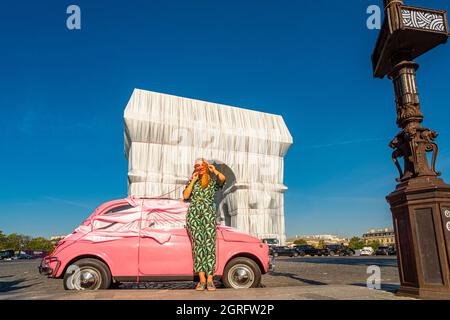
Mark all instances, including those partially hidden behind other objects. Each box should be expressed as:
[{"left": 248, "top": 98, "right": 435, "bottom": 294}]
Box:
[{"left": 372, "top": 0, "right": 450, "bottom": 299}]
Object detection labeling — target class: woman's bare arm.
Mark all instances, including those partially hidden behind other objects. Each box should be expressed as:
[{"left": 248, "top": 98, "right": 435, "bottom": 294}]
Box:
[
  {"left": 183, "top": 173, "right": 199, "bottom": 200},
  {"left": 209, "top": 165, "right": 225, "bottom": 186}
]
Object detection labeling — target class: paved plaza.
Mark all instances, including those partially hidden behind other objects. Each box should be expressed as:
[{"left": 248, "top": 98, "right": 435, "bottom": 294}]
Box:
[{"left": 0, "top": 256, "right": 412, "bottom": 300}]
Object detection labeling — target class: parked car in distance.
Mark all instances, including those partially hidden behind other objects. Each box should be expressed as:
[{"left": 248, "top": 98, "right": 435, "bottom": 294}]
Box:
[
  {"left": 0, "top": 250, "right": 15, "bottom": 260},
  {"left": 359, "top": 247, "right": 374, "bottom": 256},
  {"left": 11, "top": 254, "right": 34, "bottom": 260},
  {"left": 324, "top": 244, "right": 355, "bottom": 256},
  {"left": 262, "top": 238, "right": 279, "bottom": 247},
  {"left": 317, "top": 248, "right": 330, "bottom": 256},
  {"left": 23, "top": 250, "right": 48, "bottom": 259},
  {"left": 375, "top": 245, "right": 396, "bottom": 256},
  {"left": 271, "top": 246, "right": 299, "bottom": 257},
  {"left": 39, "top": 197, "right": 273, "bottom": 290},
  {"left": 294, "top": 245, "right": 328, "bottom": 256},
  {"left": 269, "top": 246, "right": 275, "bottom": 257}
]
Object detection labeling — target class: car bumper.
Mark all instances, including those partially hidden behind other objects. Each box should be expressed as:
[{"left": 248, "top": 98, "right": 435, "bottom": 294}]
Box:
[{"left": 38, "top": 256, "right": 61, "bottom": 277}]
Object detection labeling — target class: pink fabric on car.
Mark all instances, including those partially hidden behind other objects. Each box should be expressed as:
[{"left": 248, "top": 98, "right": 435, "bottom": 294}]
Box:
[{"left": 72, "top": 198, "right": 190, "bottom": 244}]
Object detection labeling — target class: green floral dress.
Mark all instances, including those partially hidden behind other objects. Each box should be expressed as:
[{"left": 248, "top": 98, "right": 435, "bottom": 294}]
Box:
[{"left": 184, "top": 174, "right": 223, "bottom": 276}]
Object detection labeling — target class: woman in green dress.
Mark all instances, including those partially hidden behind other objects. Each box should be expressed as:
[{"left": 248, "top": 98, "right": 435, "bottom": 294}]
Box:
[{"left": 183, "top": 158, "right": 226, "bottom": 291}]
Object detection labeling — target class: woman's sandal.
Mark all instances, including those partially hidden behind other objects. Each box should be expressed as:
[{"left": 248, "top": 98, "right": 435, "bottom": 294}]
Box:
[
  {"left": 206, "top": 281, "right": 216, "bottom": 291},
  {"left": 195, "top": 281, "right": 206, "bottom": 291}
]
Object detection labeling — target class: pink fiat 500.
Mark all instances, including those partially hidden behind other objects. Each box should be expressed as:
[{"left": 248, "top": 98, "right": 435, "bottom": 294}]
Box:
[{"left": 39, "top": 197, "right": 274, "bottom": 290}]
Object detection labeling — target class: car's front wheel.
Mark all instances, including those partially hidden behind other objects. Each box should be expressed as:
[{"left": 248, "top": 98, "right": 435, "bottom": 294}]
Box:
[
  {"left": 63, "top": 258, "right": 111, "bottom": 290},
  {"left": 222, "top": 257, "right": 261, "bottom": 289}
]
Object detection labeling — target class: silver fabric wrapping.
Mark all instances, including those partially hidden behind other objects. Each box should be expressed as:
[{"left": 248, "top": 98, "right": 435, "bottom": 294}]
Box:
[{"left": 124, "top": 89, "right": 293, "bottom": 244}]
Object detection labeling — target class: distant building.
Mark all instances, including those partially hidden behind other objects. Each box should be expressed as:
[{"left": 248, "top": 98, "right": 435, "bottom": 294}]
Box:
[
  {"left": 362, "top": 228, "right": 395, "bottom": 245},
  {"left": 287, "top": 234, "right": 349, "bottom": 247}
]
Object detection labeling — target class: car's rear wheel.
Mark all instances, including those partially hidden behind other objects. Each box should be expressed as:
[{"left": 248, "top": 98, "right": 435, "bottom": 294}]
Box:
[
  {"left": 222, "top": 257, "right": 261, "bottom": 289},
  {"left": 329, "top": 251, "right": 335, "bottom": 256},
  {"left": 63, "top": 258, "right": 111, "bottom": 290}
]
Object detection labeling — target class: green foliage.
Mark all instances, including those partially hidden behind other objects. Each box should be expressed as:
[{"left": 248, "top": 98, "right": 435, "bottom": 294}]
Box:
[
  {"left": 348, "top": 237, "right": 365, "bottom": 250},
  {"left": 5, "top": 233, "right": 30, "bottom": 251},
  {"left": 27, "top": 237, "right": 55, "bottom": 252},
  {"left": 293, "top": 238, "right": 307, "bottom": 245},
  {"left": 367, "top": 240, "right": 381, "bottom": 250},
  {"left": 317, "top": 240, "right": 326, "bottom": 249},
  {"left": 0, "top": 230, "right": 5, "bottom": 250},
  {"left": 0, "top": 232, "right": 55, "bottom": 251}
]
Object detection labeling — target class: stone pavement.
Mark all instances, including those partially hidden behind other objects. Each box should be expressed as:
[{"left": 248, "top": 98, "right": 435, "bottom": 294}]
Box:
[
  {"left": 2, "top": 284, "right": 412, "bottom": 300},
  {"left": 0, "top": 256, "right": 412, "bottom": 300}
]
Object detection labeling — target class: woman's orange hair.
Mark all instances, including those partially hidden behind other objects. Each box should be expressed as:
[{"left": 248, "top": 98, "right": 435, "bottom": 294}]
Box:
[{"left": 200, "top": 160, "right": 210, "bottom": 188}]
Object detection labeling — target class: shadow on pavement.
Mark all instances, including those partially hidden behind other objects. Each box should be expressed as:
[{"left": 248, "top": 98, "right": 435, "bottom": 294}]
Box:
[
  {"left": 118, "top": 280, "right": 224, "bottom": 290},
  {"left": 284, "top": 257, "right": 398, "bottom": 267},
  {"left": 350, "top": 282, "right": 400, "bottom": 293},
  {"left": 269, "top": 271, "right": 328, "bottom": 286},
  {"left": 0, "top": 279, "right": 33, "bottom": 293}
]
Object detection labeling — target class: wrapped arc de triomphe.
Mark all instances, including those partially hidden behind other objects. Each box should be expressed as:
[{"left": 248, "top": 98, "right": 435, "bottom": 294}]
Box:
[{"left": 124, "top": 89, "right": 293, "bottom": 245}]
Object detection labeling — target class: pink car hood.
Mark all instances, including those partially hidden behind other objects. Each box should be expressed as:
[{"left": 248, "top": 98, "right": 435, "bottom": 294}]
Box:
[{"left": 219, "top": 226, "right": 262, "bottom": 243}]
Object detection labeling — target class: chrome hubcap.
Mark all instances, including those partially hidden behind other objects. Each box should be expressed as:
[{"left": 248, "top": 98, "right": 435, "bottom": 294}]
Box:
[
  {"left": 228, "top": 264, "right": 254, "bottom": 288},
  {"left": 71, "top": 267, "right": 101, "bottom": 290}
]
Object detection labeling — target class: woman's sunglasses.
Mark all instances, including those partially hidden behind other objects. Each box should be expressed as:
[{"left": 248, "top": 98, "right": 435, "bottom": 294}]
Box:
[{"left": 194, "top": 162, "right": 208, "bottom": 170}]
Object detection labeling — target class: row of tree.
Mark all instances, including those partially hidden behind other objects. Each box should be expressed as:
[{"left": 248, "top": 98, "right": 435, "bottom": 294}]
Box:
[
  {"left": 348, "top": 237, "right": 382, "bottom": 250},
  {"left": 2, "top": 230, "right": 383, "bottom": 252},
  {"left": 293, "top": 237, "right": 383, "bottom": 250},
  {"left": 0, "top": 230, "right": 55, "bottom": 252}
]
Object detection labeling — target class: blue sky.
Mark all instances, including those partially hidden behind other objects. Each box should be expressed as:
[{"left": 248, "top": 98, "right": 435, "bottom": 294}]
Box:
[{"left": 0, "top": 0, "right": 449, "bottom": 238}]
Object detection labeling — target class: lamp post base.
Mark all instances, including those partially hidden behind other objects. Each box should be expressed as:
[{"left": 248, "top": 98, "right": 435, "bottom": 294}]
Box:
[
  {"left": 396, "top": 286, "right": 450, "bottom": 300},
  {"left": 387, "top": 176, "right": 450, "bottom": 300}
]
